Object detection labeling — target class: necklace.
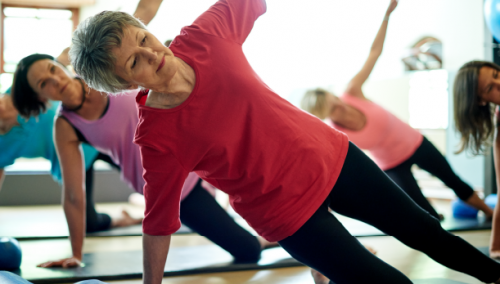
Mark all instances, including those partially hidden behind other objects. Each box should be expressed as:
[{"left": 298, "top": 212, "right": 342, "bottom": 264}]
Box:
[{"left": 62, "top": 78, "right": 87, "bottom": 112}]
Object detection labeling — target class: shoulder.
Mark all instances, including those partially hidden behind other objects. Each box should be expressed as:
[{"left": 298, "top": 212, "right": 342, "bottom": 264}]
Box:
[{"left": 54, "top": 116, "right": 78, "bottom": 142}]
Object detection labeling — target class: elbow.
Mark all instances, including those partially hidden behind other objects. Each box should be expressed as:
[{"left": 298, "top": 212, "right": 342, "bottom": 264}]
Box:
[{"left": 63, "top": 188, "right": 85, "bottom": 209}]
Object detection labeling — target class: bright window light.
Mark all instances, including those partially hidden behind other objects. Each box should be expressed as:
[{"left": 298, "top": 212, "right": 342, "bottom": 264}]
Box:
[{"left": 408, "top": 70, "right": 448, "bottom": 129}]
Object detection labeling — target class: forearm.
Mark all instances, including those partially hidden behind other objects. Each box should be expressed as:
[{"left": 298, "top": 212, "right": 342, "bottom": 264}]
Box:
[
  {"left": 133, "top": 0, "right": 163, "bottom": 26},
  {"left": 369, "top": 15, "right": 389, "bottom": 56},
  {"left": 63, "top": 195, "right": 86, "bottom": 260},
  {"left": 491, "top": 134, "right": 500, "bottom": 250},
  {"left": 143, "top": 234, "right": 171, "bottom": 284}
]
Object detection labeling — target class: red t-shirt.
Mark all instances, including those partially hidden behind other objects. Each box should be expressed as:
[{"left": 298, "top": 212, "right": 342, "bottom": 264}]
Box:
[{"left": 134, "top": 0, "right": 349, "bottom": 242}]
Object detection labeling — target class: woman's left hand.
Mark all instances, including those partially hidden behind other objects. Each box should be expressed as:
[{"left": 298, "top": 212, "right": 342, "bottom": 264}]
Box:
[{"left": 386, "top": 0, "right": 398, "bottom": 15}]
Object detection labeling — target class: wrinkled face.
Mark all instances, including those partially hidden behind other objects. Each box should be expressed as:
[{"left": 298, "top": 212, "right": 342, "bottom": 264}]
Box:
[
  {"left": 112, "top": 25, "right": 176, "bottom": 91},
  {"left": 477, "top": 66, "right": 500, "bottom": 106},
  {"left": 27, "top": 59, "right": 80, "bottom": 102}
]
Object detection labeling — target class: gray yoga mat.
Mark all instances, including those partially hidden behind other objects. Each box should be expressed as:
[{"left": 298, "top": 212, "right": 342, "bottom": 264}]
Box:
[
  {"left": 413, "top": 279, "right": 469, "bottom": 284},
  {"left": 1, "top": 207, "right": 490, "bottom": 240},
  {"left": 15, "top": 245, "right": 302, "bottom": 284},
  {"left": 0, "top": 209, "right": 192, "bottom": 240}
]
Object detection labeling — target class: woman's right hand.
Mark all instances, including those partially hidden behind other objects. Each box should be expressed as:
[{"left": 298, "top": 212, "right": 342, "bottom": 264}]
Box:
[{"left": 37, "top": 257, "right": 82, "bottom": 268}]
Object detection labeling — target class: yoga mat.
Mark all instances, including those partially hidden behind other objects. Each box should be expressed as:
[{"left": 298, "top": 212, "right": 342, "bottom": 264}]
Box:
[
  {"left": 0, "top": 209, "right": 192, "bottom": 240},
  {"left": 1, "top": 207, "right": 490, "bottom": 240},
  {"left": 413, "top": 279, "right": 469, "bottom": 284},
  {"left": 16, "top": 246, "right": 302, "bottom": 284}
]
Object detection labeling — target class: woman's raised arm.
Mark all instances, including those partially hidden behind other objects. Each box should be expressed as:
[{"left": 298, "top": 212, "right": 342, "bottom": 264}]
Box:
[
  {"left": 345, "top": 0, "right": 398, "bottom": 98},
  {"left": 133, "top": 0, "right": 164, "bottom": 26}
]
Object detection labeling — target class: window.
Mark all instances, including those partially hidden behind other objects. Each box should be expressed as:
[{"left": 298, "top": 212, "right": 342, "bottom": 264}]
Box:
[
  {"left": 408, "top": 69, "right": 449, "bottom": 129},
  {"left": 1, "top": 4, "right": 78, "bottom": 93}
]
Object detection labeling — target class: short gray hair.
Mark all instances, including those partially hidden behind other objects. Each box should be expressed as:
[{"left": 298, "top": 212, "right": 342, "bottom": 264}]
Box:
[{"left": 70, "top": 11, "right": 146, "bottom": 93}]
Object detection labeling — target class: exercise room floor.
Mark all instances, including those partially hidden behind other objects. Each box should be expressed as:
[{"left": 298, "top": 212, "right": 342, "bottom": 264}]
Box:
[
  {"left": 20, "top": 230, "right": 493, "bottom": 284},
  {"left": 7, "top": 198, "right": 495, "bottom": 284}
]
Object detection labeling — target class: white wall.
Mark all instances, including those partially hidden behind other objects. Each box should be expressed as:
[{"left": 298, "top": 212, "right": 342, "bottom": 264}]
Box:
[
  {"left": 80, "top": 0, "right": 489, "bottom": 189},
  {"left": 81, "top": 0, "right": 486, "bottom": 103}
]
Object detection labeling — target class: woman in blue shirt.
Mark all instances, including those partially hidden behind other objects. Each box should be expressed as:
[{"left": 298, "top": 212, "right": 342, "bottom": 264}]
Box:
[{"left": 0, "top": 85, "right": 141, "bottom": 233}]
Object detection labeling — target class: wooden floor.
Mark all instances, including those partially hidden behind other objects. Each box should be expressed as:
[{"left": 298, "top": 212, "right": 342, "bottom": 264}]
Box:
[
  {"left": 9, "top": 199, "right": 498, "bottom": 284},
  {"left": 49, "top": 230, "right": 491, "bottom": 284}
]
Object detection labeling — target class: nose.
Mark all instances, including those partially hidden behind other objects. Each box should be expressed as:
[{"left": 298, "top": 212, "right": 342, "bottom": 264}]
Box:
[
  {"left": 48, "top": 75, "right": 61, "bottom": 88},
  {"left": 140, "top": 47, "right": 158, "bottom": 64}
]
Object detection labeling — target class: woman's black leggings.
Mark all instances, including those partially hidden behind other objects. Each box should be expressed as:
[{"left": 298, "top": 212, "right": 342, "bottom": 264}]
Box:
[
  {"left": 85, "top": 153, "right": 120, "bottom": 233},
  {"left": 384, "top": 137, "right": 474, "bottom": 219},
  {"left": 180, "top": 179, "right": 262, "bottom": 263},
  {"left": 278, "top": 142, "right": 500, "bottom": 284},
  {"left": 87, "top": 157, "right": 262, "bottom": 262}
]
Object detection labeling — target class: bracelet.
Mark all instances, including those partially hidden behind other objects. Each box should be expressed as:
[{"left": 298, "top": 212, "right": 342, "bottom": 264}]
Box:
[{"left": 383, "top": 15, "right": 390, "bottom": 22}]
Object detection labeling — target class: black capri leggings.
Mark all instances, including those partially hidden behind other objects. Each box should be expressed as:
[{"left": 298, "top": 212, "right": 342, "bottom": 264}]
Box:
[
  {"left": 278, "top": 142, "right": 500, "bottom": 284},
  {"left": 384, "top": 137, "right": 474, "bottom": 219},
  {"left": 85, "top": 153, "right": 120, "bottom": 233},
  {"left": 86, "top": 155, "right": 262, "bottom": 262},
  {"left": 180, "top": 179, "right": 262, "bottom": 263}
]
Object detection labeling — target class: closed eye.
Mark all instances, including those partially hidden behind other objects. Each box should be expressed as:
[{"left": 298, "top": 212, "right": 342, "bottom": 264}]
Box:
[
  {"left": 141, "top": 35, "right": 147, "bottom": 45},
  {"left": 131, "top": 57, "right": 137, "bottom": 69}
]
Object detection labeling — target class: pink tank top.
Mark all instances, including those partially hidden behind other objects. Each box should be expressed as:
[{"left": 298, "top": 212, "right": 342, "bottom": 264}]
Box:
[
  {"left": 58, "top": 91, "right": 200, "bottom": 199},
  {"left": 326, "top": 94, "right": 423, "bottom": 171}
]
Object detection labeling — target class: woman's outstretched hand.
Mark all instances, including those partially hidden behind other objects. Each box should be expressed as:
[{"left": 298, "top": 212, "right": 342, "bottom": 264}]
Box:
[
  {"left": 386, "top": 0, "right": 398, "bottom": 15},
  {"left": 37, "top": 257, "right": 82, "bottom": 268}
]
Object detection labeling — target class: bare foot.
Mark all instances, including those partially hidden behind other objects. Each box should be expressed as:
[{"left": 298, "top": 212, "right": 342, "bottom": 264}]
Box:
[
  {"left": 128, "top": 192, "right": 146, "bottom": 206},
  {"left": 256, "top": 236, "right": 279, "bottom": 250},
  {"left": 364, "top": 244, "right": 377, "bottom": 255},
  {"left": 111, "top": 210, "right": 143, "bottom": 228},
  {"left": 490, "top": 250, "right": 500, "bottom": 259},
  {"left": 311, "top": 269, "right": 330, "bottom": 284}
]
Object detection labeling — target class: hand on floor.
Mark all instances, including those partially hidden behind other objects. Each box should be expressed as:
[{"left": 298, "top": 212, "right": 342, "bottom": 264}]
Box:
[
  {"left": 111, "top": 210, "right": 143, "bottom": 228},
  {"left": 37, "top": 257, "right": 81, "bottom": 268}
]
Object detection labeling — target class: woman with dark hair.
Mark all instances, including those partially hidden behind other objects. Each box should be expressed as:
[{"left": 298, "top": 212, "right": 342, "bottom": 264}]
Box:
[
  {"left": 0, "top": 53, "right": 139, "bottom": 236},
  {"left": 70, "top": 0, "right": 500, "bottom": 283},
  {"left": 453, "top": 60, "right": 500, "bottom": 258},
  {"left": 12, "top": 53, "right": 276, "bottom": 269},
  {"left": 301, "top": 1, "right": 492, "bottom": 223}
]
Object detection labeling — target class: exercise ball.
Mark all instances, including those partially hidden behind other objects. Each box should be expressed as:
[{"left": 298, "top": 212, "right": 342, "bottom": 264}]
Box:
[
  {"left": 485, "top": 0, "right": 500, "bottom": 42},
  {"left": 0, "top": 237, "right": 22, "bottom": 270},
  {"left": 75, "top": 280, "right": 108, "bottom": 284},
  {"left": 0, "top": 271, "right": 32, "bottom": 284},
  {"left": 485, "top": 194, "right": 498, "bottom": 209},
  {"left": 452, "top": 199, "right": 478, "bottom": 219}
]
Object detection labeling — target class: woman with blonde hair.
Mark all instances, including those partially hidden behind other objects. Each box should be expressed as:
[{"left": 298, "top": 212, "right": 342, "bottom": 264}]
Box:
[{"left": 301, "top": 1, "right": 492, "bottom": 223}]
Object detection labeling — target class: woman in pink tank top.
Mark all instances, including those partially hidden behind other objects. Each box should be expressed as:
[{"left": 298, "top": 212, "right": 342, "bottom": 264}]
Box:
[
  {"left": 11, "top": 53, "right": 275, "bottom": 269},
  {"left": 301, "top": 4, "right": 492, "bottom": 223}
]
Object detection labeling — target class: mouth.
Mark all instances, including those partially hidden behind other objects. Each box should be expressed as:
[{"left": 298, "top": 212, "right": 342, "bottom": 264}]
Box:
[
  {"left": 60, "top": 83, "right": 68, "bottom": 93},
  {"left": 156, "top": 56, "right": 165, "bottom": 72}
]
